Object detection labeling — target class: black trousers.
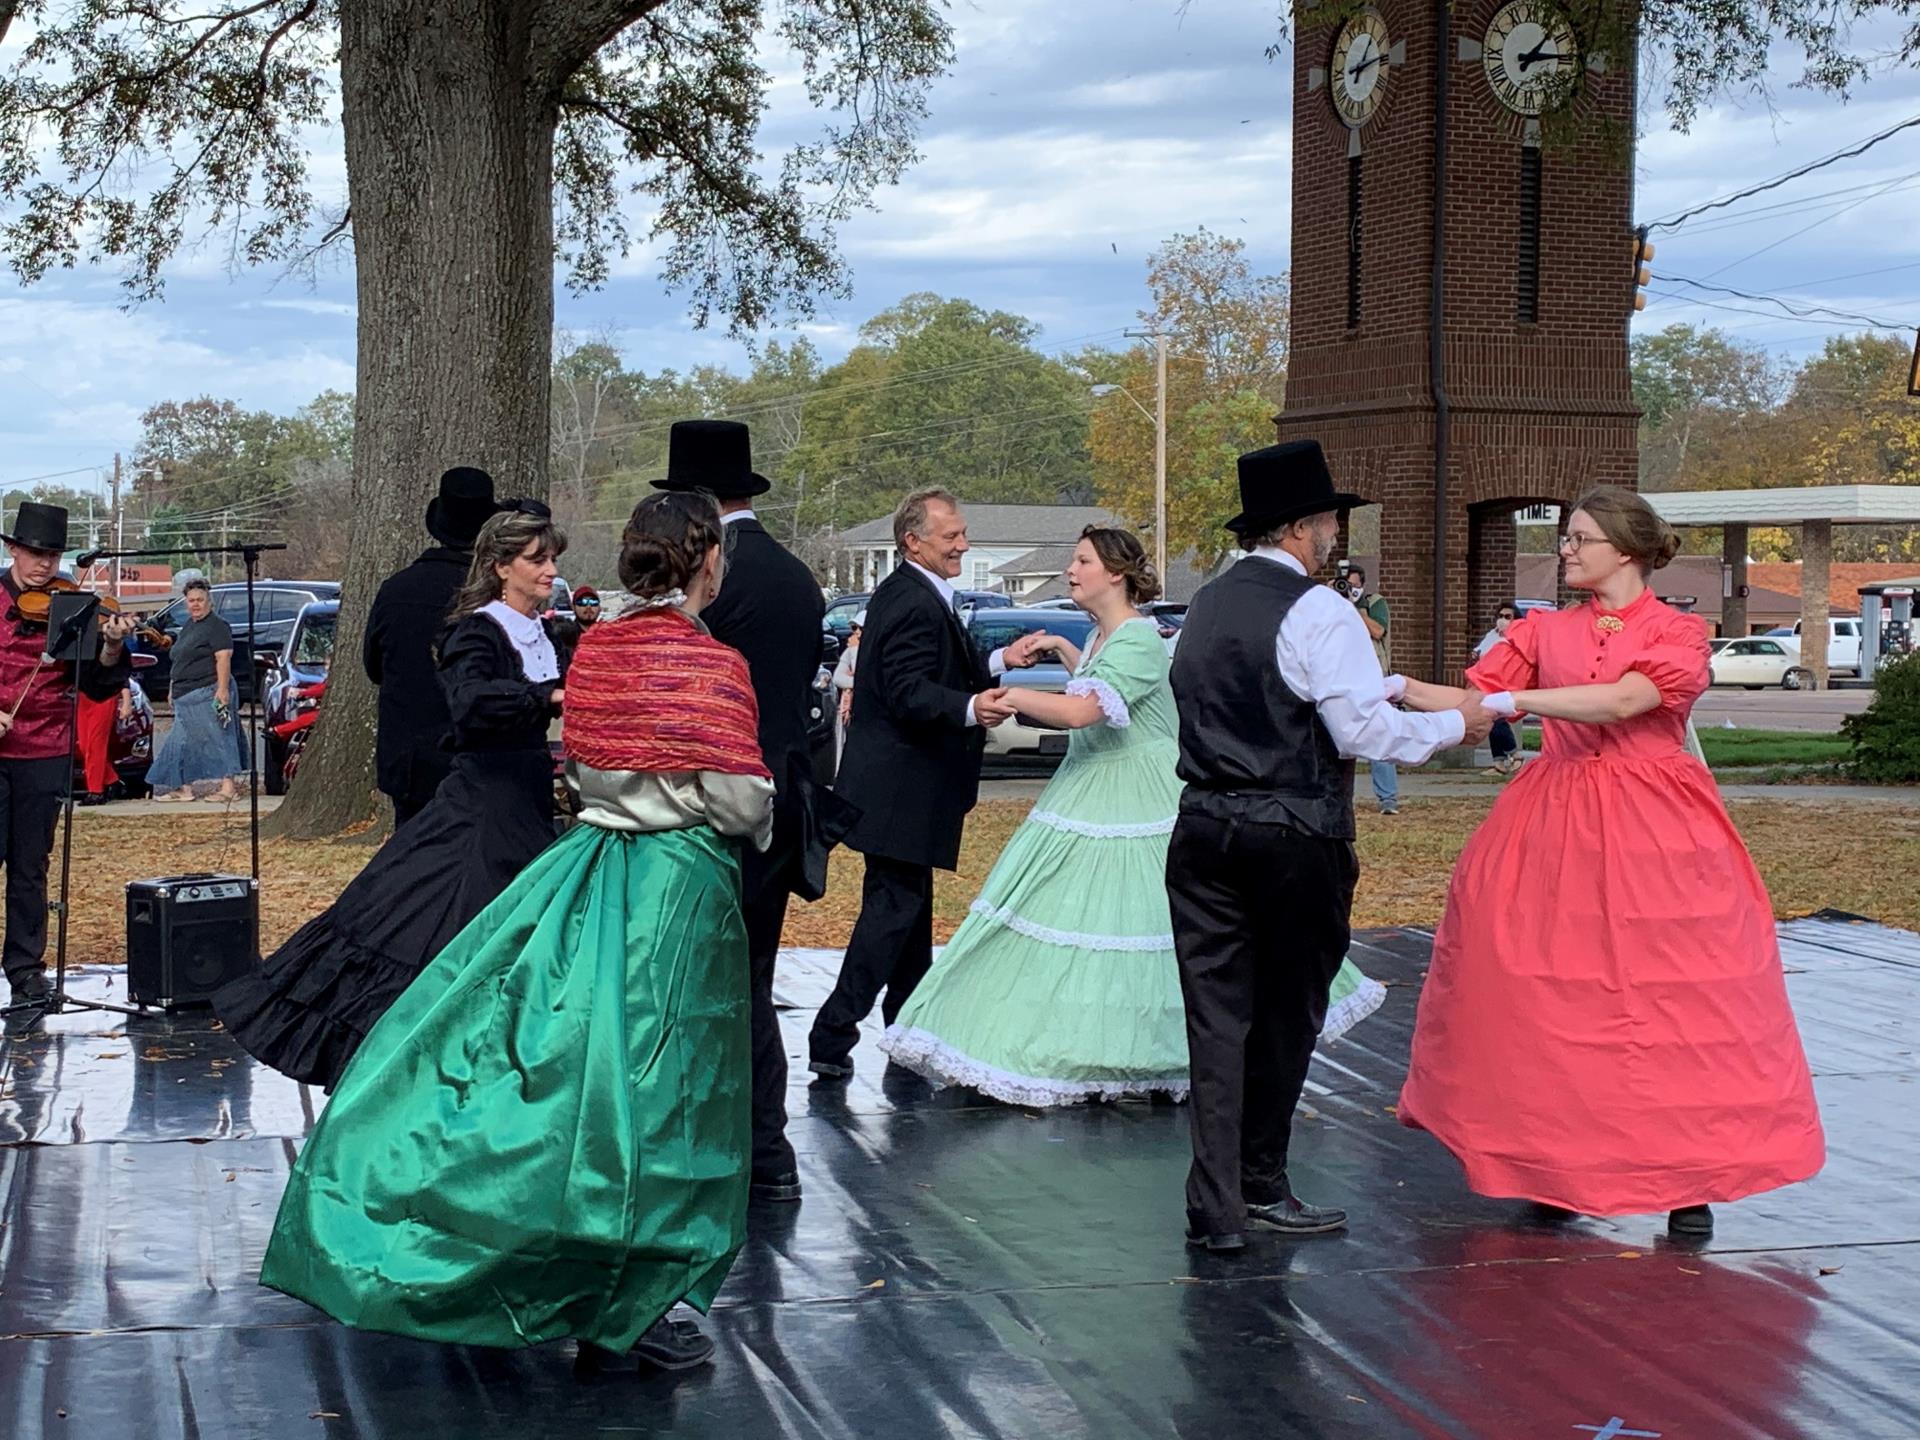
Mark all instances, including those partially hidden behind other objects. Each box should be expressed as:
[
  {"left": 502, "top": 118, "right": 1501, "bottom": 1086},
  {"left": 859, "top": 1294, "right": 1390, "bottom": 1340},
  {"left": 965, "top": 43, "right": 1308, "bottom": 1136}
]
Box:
[
  {"left": 0, "top": 755, "right": 70, "bottom": 991},
  {"left": 741, "top": 874, "right": 797, "bottom": 1178},
  {"left": 1166, "top": 812, "right": 1358, "bottom": 1237},
  {"left": 808, "top": 854, "right": 933, "bottom": 1066}
]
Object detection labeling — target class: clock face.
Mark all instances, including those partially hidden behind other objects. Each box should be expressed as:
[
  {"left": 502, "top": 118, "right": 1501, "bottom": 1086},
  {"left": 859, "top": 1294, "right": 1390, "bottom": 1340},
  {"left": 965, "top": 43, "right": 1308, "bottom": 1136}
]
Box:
[
  {"left": 1330, "top": 8, "right": 1392, "bottom": 128},
  {"left": 1482, "top": 0, "right": 1579, "bottom": 115}
]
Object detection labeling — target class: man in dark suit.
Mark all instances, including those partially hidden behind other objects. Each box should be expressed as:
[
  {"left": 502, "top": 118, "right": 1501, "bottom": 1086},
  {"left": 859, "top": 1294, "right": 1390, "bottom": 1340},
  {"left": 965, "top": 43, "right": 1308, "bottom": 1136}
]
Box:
[
  {"left": 363, "top": 467, "right": 501, "bottom": 827},
  {"left": 655, "top": 419, "right": 826, "bottom": 1205},
  {"left": 807, "top": 488, "right": 1042, "bottom": 1078}
]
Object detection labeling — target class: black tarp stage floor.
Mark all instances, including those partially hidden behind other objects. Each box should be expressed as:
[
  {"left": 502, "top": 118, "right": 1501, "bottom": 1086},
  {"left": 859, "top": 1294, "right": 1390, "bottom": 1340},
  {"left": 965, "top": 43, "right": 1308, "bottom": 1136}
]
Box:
[{"left": 1, "top": 914, "right": 1916, "bottom": 1439}]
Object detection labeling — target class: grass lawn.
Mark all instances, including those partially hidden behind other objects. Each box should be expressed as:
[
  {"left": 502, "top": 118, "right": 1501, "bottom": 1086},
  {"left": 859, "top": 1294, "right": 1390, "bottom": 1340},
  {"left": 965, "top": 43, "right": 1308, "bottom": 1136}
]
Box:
[
  {"left": 1520, "top": 725, "right": 1852, "bottom": 769},
  {"left": 55, "top": 796, "right": 1920, "bottom": 972}
]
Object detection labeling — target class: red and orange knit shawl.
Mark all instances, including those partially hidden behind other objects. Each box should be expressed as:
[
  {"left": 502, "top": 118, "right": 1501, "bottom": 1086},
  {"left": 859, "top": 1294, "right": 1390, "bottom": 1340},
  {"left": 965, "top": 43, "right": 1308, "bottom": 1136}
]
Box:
[{"left": 563, "top": 609, "right": 770, "bottom": 779}]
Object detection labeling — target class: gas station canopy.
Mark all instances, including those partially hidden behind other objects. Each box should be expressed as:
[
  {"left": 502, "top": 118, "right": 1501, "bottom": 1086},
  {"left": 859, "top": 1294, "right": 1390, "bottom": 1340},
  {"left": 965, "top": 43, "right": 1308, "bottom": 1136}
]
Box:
[{"left": 1644, "top": 485, "right": 1920, "bottom": 528}]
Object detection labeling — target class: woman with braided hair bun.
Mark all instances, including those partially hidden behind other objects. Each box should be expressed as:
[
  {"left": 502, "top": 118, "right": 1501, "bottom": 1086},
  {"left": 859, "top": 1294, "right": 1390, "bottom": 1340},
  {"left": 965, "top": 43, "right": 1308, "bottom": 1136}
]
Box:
[{"left": 258, "top": 489, "right": 774, "bottom": 1375}]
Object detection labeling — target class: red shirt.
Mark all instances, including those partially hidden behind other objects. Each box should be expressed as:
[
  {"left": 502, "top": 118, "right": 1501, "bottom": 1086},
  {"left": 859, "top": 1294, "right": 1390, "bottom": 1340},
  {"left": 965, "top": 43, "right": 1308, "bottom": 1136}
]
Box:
[{"left": 0, "top": 575, "right": 131, "bottom": 761}]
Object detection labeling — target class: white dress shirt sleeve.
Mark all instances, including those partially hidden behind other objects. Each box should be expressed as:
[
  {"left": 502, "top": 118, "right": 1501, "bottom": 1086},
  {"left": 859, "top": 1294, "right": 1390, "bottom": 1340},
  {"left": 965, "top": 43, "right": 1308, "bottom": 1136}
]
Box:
[{"left": 1275, "top": 585, "right": 1465, "bottom": 763}]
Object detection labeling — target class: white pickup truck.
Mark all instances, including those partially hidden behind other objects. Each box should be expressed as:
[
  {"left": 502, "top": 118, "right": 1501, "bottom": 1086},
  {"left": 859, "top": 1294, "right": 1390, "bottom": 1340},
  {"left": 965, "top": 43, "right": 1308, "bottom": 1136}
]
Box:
[{"left": 1781, "top": 617, "right": 1864, "bottom": 677}]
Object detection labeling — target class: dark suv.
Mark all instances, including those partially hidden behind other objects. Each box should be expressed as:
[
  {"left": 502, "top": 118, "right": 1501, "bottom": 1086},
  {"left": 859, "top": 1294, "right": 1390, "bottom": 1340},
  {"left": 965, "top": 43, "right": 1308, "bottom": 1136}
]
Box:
[
  {"left": 262, "top": 601, "right": 337, "bottom": 793},
  {"left": 131, "top": 580, "right": 341, "bottom": 701}
]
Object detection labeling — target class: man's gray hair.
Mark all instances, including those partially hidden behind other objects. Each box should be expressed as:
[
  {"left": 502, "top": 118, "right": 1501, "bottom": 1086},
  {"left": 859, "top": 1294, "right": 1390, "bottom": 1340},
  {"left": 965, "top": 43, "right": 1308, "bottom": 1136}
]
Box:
[
  {"left": 893, "top": 487, "right": 961, "bottom": 551},
  {"left": 1241, "top": 511, "right": 1331, "bottom": 551}
]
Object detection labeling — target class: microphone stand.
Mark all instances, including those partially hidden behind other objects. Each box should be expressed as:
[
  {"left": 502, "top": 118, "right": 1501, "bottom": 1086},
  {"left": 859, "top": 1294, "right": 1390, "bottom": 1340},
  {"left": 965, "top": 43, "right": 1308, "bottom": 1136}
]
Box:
[{"left": 0, "top": 541, "right": 288, "bottom": 1024}]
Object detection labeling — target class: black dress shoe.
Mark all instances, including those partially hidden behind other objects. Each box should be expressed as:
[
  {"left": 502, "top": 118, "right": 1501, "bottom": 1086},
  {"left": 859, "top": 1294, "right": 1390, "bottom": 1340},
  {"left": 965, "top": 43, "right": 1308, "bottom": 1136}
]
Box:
[
  {"left": 749, "top": 1171, "right": 803, "bottom": 1203},
  {"left": 1668, "top": 1204, "right": 1714, "bottom": 1237},
  {"left": 1246, "top": 1193, "right": 1349, "bottom": 1236},
  {"left": 4, "top": 973, "right": 53, "bottom": 1035},
  {"left": 1524, "top": 1202, "right": 1580, "bottom": 1226},
  {"left": 807, "top": 1057, "right": 853, "bottom": 1081},
  {"left": 1184, "top": 1228, "right": 1247, "bottom": 1253},
  {"left": 575, "top": 1316, "right": 715, "bottom": 1375},
  {"left": 632, "top": 1314, "right": 715, "bottom": 1371}
]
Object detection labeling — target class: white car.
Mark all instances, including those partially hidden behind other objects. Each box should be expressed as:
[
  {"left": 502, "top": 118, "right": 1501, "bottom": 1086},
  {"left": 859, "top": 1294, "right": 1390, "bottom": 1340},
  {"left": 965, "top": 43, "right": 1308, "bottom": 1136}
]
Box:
[{"left": 1709, "top": 637, "right": 1818, "bottom": 690}]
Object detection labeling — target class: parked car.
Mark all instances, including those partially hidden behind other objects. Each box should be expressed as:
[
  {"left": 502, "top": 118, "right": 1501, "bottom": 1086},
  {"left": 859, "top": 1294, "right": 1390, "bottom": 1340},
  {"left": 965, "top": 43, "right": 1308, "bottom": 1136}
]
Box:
[
  {"left": 131, "top": 580, "right": 342, "bottom": 702},
  {"left": 954, "top": 589, "right": 1013, "bottom": 614},
  {"left": 262, "top": 601, "right": 338, "bottom": 794},
  {"left": 965, "top": 607, "right": 1097, "bottom": 762},
  {"left": 1709, "top": 636, "right": 1817, "bottom": 690},
  {"left": 821, "top": 592, "right": 871, "bottom": 666}
]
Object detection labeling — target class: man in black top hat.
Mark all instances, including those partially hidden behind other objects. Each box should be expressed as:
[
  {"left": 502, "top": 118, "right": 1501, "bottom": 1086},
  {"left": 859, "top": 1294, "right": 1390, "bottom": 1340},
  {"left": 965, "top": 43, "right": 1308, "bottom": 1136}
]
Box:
[
  {"left": 653, "top": 419, "right": 830, "bottom": 1205},
  {"left": 1167, "top": 441, "right": 1494, "bottom": 1252},
  {"left": 0, "top": 502, "right": 136, "bottom": 1030},
  {"left": 362, "top": 467, "right": 504, "bottom": 826}
]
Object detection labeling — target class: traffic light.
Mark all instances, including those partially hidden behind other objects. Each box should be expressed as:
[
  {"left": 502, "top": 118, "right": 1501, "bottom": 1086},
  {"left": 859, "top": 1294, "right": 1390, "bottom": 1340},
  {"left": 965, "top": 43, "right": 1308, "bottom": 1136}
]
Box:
[{"left": 1631, "top": 228, "right": 1656, "bottom": 313}]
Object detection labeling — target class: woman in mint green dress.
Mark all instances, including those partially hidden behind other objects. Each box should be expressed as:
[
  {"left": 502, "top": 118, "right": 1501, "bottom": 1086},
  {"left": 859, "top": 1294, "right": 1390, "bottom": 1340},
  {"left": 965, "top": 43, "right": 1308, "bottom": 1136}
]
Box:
[
  {"left": 260, "top": 492, "right": 775, "bottom": 1372},
  {"left": 882, "top": 526, "right": 1383, "bottom": 1106}
]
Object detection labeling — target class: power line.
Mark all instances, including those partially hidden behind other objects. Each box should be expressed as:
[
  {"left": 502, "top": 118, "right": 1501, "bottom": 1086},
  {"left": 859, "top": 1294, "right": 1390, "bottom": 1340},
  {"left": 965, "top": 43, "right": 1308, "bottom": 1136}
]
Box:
[
  {"left": 1645, "top": 112, "right": 1920, "bottom": 233},
  {"left": 2, "top": 464, "right": 107, "bottom": 489},
  {"left": 1692, "top": 169, "right": 1919, "bottom": 285},
  {"left": 1644, "top": 288, "right": 1905, "bottom": 332},
  {"left": 1653, "top": 274, "right": 1914, "bottom": 330}
]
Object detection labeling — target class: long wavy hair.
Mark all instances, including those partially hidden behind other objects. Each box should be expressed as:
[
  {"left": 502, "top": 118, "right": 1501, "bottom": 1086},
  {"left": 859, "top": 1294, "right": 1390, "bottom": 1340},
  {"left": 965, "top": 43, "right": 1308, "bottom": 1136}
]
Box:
[{"left": 447, "top": 508, "right": 569, "bottom": 623}]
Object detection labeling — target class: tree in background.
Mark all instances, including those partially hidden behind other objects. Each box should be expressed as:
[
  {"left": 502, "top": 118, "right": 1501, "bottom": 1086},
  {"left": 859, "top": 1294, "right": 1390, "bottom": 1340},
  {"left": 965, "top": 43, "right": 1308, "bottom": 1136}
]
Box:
[
  {"left": 1631, "top": 324, "right": 1782, "bottom": 493},
  {"left": 1091, "top": 231, "right": 1290, "bottom": 566},
  {"left": 1, "top": 0, "right": 951, "bottom": 836},
  {"left": 780, "top": 294, "right": 1094, "bottom": 545}
]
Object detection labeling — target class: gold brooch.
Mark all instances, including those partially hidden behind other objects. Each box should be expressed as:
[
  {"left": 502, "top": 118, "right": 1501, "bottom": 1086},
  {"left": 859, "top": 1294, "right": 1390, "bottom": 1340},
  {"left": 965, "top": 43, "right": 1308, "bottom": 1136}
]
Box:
[{"left": 1596, "top": 615, "right": 1625, "bottom": 634}]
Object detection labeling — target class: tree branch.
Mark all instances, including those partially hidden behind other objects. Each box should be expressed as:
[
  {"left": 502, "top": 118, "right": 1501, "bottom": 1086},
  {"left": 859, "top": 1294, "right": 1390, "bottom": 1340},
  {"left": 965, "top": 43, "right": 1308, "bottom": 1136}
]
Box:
[{"left": 527, "top": 1, "right": 666, "bottom": 97}]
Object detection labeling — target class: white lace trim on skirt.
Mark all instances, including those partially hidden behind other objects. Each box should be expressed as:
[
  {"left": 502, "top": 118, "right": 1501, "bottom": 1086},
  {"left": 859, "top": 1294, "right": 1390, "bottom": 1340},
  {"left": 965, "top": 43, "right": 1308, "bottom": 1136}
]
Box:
[
  {"left": 880, "top": 1024, "right": 1190, "bottom": 1106},
  {"left": 1027, "top": 809, "right": 1176, "bottom": 839},
  {"left": 968, "top": 899, "right": 1173, "bottom": 952},
  {"left": 1320, "top": 974, "right": 1388, "bottom": 1044},
  {"left": 1064, "top": 676, "right": 1130, "bottom": 727}
]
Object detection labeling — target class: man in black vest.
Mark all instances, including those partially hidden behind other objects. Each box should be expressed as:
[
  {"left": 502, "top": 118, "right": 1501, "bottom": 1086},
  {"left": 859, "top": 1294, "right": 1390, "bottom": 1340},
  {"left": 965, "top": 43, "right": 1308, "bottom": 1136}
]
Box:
[
  {"left": 653, "top": 419, "right": 826, "bottom": 1205},
  {"left": 1169, "top": 441, "right": 1494, "bottom": 1252},
  {"left": 363, "top": 467, "right": 502, "bottom": 826},
  {"left": 808, "top": 487, "right": 1042, "bottom": 1078}
]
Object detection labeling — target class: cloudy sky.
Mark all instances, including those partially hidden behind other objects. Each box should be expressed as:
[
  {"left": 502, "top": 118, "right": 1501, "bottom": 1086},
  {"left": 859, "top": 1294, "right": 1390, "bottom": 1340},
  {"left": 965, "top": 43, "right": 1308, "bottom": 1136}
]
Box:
[{"left": 3, "top": 2, "right": 1918, "bottom": 498}]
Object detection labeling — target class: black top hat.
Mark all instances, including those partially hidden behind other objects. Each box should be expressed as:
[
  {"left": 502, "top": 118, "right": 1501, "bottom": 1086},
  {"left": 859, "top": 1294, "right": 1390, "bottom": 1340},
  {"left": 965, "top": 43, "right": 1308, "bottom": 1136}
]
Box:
[
  {"left": 1224, "top": 441, "right": 1365, "bottom": 537},
  {"left": 2, "top": 501, "right": 70, "bottom": 554},
  {"left": 424, "top": 466, "right": 505, "bottom": 548},
  {"left": 649, "top": 420, "right": 771, "bottom": 500}
]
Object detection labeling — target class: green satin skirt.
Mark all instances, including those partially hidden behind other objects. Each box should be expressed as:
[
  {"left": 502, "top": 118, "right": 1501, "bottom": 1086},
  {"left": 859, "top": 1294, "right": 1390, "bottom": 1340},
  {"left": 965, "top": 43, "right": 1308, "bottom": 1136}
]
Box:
[{"left": 260, "top": 823, "right": 751, "bottom": 1350}]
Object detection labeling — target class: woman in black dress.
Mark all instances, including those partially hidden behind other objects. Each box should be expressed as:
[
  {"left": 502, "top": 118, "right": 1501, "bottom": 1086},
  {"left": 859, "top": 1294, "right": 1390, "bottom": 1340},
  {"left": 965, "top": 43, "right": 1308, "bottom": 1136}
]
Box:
[{"left": 215, "top": 506, "right": 569, "bottom": 1088}]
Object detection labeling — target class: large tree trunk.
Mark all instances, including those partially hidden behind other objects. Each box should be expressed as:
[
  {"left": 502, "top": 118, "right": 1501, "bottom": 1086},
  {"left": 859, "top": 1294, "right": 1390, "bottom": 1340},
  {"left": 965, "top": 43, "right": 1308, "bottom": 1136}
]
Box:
[{"left": 269, "top": 0, "right": 556, "bottom": 838}]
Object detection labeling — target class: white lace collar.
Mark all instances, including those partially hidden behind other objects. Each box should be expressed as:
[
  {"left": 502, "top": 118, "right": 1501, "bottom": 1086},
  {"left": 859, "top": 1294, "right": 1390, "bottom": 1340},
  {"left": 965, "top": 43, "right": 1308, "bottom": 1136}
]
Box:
[{"left": 480, "top": 600, "right": 559, "bottom": 682}]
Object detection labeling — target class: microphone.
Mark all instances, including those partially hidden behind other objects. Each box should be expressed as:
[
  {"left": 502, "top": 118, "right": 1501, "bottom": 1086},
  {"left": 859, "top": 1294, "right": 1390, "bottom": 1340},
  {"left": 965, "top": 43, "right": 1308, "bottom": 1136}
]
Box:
[{"left": 74, "top": 548, "right": 107, "bottom": 568}]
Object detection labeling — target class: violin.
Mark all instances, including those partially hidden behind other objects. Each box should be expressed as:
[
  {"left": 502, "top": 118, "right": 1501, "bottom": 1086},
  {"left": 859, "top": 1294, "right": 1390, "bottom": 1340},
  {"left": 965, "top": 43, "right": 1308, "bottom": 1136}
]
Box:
[{"left": 10, "top": 577, "right": 170, "bottom": 648}]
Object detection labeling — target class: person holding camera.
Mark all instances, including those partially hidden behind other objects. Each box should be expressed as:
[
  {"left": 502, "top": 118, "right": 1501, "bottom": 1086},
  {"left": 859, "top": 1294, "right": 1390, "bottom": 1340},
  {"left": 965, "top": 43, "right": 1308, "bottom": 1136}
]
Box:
[{"left": 1340, "top": 564, "right": 1398, "bottom": 814}]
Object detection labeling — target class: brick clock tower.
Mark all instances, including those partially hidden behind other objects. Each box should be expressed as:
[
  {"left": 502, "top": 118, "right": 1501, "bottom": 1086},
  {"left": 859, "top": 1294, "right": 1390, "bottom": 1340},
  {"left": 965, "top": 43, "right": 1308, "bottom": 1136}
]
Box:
[{"left": 1275, "top": 0, "right": 1639, "bottom": 679}]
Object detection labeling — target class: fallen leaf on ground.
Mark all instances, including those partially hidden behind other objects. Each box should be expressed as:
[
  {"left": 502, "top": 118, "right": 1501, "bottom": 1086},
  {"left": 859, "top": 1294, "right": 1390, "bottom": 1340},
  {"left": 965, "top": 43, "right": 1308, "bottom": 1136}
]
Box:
[
  {"left": 1616, "top": 1251, "right": 1642, "bottom": 1259},
  {"left": 862, "top": 1279, "right": 885, "bottom": 1290},
  {"left": 1819, "top": 1265, "right": 1844, "bottom": 1276}
]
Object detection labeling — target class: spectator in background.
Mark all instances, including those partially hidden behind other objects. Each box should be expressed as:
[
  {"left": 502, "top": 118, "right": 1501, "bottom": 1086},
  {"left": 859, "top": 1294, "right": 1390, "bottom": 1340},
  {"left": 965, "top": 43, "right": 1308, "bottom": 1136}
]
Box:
[
  {"left": 571, "top": 587, "right": 602, "bottom": 630},
  {"left": 831, "top": 611, "right": 864, "bottom": 764},
  {"left": 1473, "top": 603, "right": 1523, "bottom": 774},
  {"left": 149, "top": 578, "right": 249, "bottom": 804},
  {"left": 1342, "top": 564, "right": 1399, "bottom": 814}
]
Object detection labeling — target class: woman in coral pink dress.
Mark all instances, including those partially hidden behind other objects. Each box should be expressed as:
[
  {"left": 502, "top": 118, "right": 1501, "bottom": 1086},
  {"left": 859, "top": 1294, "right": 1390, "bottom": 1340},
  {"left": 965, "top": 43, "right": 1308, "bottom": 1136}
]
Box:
[{"left": 1394, "top": 486, "right": 1823, "bottom": 1237}]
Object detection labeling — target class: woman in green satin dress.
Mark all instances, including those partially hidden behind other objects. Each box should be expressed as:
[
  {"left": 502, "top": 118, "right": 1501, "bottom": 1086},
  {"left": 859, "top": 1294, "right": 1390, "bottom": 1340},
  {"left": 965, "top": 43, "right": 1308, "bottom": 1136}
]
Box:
[{"left": 260, "top": 492, "right": 775, "bottom": 1372}]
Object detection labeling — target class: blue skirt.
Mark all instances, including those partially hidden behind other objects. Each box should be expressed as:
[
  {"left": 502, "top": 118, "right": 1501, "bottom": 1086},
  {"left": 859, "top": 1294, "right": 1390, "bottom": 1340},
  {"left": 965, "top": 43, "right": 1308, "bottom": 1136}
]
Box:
[{"left": 149, "top": 685, "right": 249, "bottom": 790}]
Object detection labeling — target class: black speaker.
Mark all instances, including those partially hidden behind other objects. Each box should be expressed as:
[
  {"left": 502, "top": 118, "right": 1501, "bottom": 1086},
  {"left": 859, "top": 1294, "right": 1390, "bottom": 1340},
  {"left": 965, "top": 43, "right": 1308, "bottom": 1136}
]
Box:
[{"left": 126, "top": 873, "right": 258, "bottom": 1010}]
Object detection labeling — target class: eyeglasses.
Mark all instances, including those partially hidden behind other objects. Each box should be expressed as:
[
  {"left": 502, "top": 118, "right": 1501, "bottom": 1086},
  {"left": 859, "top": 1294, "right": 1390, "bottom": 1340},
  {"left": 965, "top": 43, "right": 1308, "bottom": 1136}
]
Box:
[
  {"left": 1556, "top": 533, "right": 1610, "bottom": 554},
  {"left": 1497, "top": 612, "right": 1515, "bottom": 621}
]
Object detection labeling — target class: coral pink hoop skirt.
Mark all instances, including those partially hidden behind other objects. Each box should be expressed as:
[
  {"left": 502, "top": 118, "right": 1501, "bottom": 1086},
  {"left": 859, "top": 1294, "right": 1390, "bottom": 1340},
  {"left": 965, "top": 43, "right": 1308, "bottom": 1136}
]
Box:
[{"left": 1397, "top": 591, "right": 1824, "bottom": 1214}]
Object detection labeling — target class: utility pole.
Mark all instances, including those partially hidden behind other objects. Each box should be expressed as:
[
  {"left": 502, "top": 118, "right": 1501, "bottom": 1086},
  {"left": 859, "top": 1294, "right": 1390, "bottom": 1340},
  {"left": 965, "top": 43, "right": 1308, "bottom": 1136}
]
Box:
[
  {"left": 110, "top": 454, "right": 123, "bottom": 600},
  {"left": 1122, "top": 329, "right": 1172, "bottom": 578}
]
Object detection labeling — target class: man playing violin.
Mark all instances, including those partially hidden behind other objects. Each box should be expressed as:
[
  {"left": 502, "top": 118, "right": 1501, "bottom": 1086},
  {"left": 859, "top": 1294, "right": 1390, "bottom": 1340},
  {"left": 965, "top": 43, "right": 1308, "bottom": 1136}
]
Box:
[{"left": 1, "top": 502, "right": 135, "bottom": 1030}]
